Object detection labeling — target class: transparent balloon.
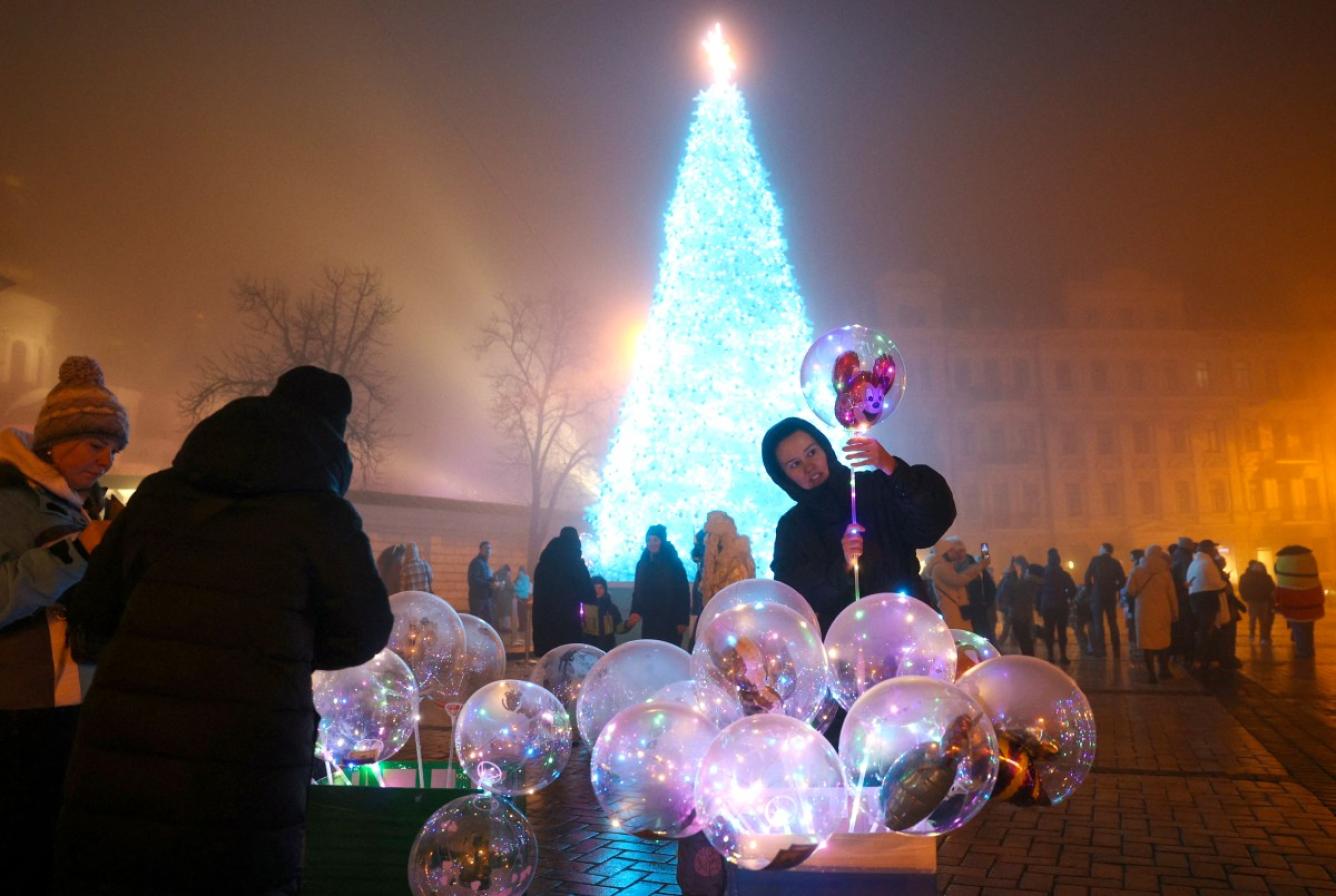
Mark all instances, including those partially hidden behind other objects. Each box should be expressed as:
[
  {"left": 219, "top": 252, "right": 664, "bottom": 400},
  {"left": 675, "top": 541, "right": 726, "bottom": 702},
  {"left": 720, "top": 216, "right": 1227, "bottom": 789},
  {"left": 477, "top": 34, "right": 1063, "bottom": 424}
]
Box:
[
  {"left": 693, "top": 602, "right": 829, "bottom": 723},
  {"left": 529, "top": 643, "right": 605, "bottom": 725},
  {"left": 438, "top": 614, "right": 507, "bottom": 710},
  {"left": 313, "top": 648, "right": 419, "bottom": 768},
  {"left": 809, "top": 689, "right": 842, "bottom": 735},
  {"left": 800, "top": 324, "right": 907, "bottom": 432},
  {"left": 840, "top": 677, "right": 998, "bottom": 835},
  {"left": 388, "top": 591, "right": 467, "bottom": 693},
  {"left": 454, "top": 679, "right": 572, "bottom": 796},
  {"left": 695, "top": 578, "right": 819, "bottom": 640},
  {"left": 955, "top": 655, "right": 1096, "bottom": 807},
  {"left": 576, "top": 640, "right": 692, "bottom": 745},
  {"left": 950, "top": 629, "right": 1000, "bottom": 679},
  {"left": 695, "top": 715, "right": 849, "bottom": 870},
  {"left": 824, "top": 592, "right": 957, "bottom": 710},
  {"left": 591, "top": 701, "right": 718, "bottom": 839},
  {"left": 407, "top": 794, "right": 538, "bottom": 896},
  {"left": 650, "top": 678, "right": 742, "bottom": 731}
]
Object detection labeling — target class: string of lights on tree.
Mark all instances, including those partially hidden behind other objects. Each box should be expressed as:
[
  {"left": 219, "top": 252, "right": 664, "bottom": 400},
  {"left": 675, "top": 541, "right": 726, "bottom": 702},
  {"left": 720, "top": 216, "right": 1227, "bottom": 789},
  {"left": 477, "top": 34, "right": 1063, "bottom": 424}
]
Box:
[{"left": 588, "top": 25, "right": 815, "bottom": 580}]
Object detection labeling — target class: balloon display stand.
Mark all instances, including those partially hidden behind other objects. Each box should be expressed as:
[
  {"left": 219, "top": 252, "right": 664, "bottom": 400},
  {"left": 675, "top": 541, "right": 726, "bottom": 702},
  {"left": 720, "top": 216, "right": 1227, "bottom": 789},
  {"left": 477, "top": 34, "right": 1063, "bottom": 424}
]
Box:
[
  {"left": 305, "top": 762, "right": 523, "bottom": 896},
  {"left": 729, "top": 834, "right": 936, "bottom": 896}
]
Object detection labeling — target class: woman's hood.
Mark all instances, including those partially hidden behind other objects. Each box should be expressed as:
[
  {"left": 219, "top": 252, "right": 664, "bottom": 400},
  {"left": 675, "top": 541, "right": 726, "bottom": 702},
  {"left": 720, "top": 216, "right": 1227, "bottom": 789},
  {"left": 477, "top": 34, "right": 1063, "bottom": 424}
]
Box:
[{"left": 761, "top": 417, "right": 849, "bottom": 503}]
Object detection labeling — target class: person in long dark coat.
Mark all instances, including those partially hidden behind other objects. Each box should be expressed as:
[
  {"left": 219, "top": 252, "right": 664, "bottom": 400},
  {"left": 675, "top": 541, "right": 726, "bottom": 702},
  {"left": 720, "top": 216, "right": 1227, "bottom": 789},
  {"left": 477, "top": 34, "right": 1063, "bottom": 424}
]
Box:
[
  {"left": 56, "top": 366, "right": 393, "bottom": 896},
  {"left": 628, "top": 525, "right": 690, "bottom": 644},
  {"left": 762, "top": 418, "right": 956, "bottom": 636},
  {"left": 531, "top": 526, "right": 595, "bottom": 657}
]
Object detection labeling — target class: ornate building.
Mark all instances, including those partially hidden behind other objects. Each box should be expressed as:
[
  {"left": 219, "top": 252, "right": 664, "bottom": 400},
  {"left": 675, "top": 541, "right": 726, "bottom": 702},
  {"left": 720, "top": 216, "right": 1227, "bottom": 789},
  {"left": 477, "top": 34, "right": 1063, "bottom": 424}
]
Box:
[{"left": 877, "top": 272, "right": 1336, "bottom": 573}]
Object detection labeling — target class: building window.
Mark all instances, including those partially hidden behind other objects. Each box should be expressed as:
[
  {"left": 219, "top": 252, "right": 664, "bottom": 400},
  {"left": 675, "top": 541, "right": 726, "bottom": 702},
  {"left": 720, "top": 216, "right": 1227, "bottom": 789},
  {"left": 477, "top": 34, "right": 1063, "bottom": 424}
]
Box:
[
  {"left": 1232, "top": 360, "right": 1251, "bottom": 391},
  {"left": 1060, "top": 424, "right": 1079, "bottom": 456},
  {"left": 1176, "top": 480, "right": 1193, "bottom": 513},
  {"left": 992, "top": 481, "right": 1010, "bottom": 522},
  {"left": 1126, "top": 362, "right": 1144, "bottom": 391},
  {"left": 983, "top": 358, "right": 1001, "bottom": 394},
  {"left": 1304, "top": 479, "right": 1320, "bottom": 517},
  {"left": 954, "top": 359, "right": 972, "bottom": 389},
  {"left": 1171, "top": 425, "right": 1189, "bottom": 453},
  {"left": 1242, "top": 423, "right": 1260, "bottom": 452},
  {"left": 1096, "top": 424, "right": 1115, "bottom": 455},
  {"left": 1209, "top": 481, "right": 1229, "bottom": 513},
  {"left": 1066, "top": 483, "right": 1085, "bottom": 518},
  {"left": 961, "top": 425, "right": 976, "bottom": 458},
  {"left": 1102, "top": 482, "right": 1123, "bottom": 516},
  {"left": 1021, "top": 481, "right": 1041, "bottom": 518},
  {"left": 986, "top": 422, "right": 1004, "bottom": 459},
  {"left": 1205, "top": 424, "right": 1222, "bottom": 453},
  {"left": 1013, "top": 359, "right": 1031, "bottom": 392},
  {"left": 1055, "top": 360, "right": 1073, "bottom": 391},
  {"left": 1138, "top": 481, "right": 1158, "bottom": 515},
  {"left": 1091, "top": 361, "right": 1108, "bottom": 391},
  {"left": 1164, "top": 361, "right": 1184, "bottom": 390},
  {"left": 1247, "top": 480, "right": 1262, "bottom": 511},
  {"left": 1263, "top": 478, "right": 1280, "bottom": 510},
  {"left": 1018, "top": 423, "right": 1038, "bottom": 455},
  {"left": 1132, "top": 422, "right": 1151, "bottom": 452},
  {"left": 1194, "top": 361, "right": 1211, "bottom": 389}
]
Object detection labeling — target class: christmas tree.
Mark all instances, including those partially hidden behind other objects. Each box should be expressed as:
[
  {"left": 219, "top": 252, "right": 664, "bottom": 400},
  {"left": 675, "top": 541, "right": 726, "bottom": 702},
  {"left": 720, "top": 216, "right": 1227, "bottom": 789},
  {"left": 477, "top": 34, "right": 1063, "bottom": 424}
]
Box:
[{"left": 588, "top": 26, "right": 814, "bottom": 580}]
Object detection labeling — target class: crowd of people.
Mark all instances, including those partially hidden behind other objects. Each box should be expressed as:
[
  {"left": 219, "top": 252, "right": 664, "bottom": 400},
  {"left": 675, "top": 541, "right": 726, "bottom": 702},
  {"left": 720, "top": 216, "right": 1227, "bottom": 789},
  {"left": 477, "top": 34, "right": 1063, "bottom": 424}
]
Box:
[
  {"left": 925, "top": 535, "right": 1324, "bottom": 682},
  {"left": 1, "top": 357, "right": 1324, "bottom": 896}
]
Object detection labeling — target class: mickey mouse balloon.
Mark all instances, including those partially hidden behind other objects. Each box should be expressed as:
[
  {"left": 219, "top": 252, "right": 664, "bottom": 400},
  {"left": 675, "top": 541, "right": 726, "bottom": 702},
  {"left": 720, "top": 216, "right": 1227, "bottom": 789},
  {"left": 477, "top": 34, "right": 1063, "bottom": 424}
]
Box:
[{"left": 801, "top": 325, "right": 907, "bottom": 431}]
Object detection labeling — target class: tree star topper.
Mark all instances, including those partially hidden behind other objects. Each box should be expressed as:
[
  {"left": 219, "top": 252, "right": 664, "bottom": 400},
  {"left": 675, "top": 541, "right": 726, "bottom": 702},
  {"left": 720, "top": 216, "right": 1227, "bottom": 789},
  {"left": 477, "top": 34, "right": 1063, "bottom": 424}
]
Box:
[{"left": 702, "top": 23, "right": 737, "bottom": 84}]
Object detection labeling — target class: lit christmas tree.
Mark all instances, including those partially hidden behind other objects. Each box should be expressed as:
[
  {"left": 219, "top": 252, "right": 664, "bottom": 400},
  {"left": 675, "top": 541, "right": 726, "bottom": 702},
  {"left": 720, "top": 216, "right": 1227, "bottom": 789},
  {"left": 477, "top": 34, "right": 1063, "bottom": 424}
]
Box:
[{"left": 588, "top": 25, "right": 814, "bottom": 580}]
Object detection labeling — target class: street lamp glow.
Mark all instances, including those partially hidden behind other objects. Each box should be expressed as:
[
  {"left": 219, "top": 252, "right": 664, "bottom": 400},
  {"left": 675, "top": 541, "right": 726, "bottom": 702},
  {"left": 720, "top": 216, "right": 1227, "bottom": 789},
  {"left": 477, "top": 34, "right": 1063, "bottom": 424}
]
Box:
[{"left": 702, "top": 23, "right": 737, "bottom": 84}]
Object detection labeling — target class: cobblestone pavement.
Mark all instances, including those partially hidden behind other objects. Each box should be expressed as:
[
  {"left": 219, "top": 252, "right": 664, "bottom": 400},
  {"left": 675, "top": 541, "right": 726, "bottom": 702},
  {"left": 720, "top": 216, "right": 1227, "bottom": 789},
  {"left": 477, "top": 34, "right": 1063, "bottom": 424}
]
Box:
[{"left": 415, "top": 611, "right": 1336, "bottom": 895}]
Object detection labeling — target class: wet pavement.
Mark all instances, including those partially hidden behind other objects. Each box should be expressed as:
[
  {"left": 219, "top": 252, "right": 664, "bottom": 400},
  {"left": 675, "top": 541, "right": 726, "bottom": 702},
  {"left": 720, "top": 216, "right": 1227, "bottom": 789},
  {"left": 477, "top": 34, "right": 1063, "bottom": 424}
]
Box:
[{"left": 413, "top": 610, "right": 1336, "bottom": 895}]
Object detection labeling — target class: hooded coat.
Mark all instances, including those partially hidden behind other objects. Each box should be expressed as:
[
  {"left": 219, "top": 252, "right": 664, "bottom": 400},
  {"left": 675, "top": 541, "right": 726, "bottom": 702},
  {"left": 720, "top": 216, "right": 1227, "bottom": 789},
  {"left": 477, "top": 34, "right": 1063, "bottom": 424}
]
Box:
[
  {"left": 56, "top": 393, "right": 392, "bottom": 896},
  {"left": 532, "top": 527, "right": 595, "bottom": 656},
  {"left": 700, "top": 511, "right": 756, "bottom": 605},
  {"left": 762, "top": 419, "right": 956, "bottom": 634},
  {"left": 1125, "top": 547, "right": 1178, "bottom": 650},
  {"left": 631, "top": 527, "right": 691, "bottom": 644}
]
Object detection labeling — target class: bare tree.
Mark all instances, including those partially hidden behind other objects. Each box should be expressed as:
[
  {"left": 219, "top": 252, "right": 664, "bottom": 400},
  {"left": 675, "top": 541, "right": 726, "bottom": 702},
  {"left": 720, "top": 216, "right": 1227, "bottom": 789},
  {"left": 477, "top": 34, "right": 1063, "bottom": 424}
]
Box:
[
  {"left": 476, "top": 292, "right": 604, "bottom": 568},
  {"left": 181, "top": 266, "right": 399, "bottom": 479}
]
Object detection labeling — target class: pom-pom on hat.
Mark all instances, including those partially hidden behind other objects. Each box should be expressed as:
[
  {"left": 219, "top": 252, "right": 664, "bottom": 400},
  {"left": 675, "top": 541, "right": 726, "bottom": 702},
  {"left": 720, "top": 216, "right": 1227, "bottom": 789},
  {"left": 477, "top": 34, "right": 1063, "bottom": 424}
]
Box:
[
  {"left": 33, "top": 356, "right": 130, "bottom": 454},
  {"left": 269, "top": 365, "right": 352, "bottom": 437}
]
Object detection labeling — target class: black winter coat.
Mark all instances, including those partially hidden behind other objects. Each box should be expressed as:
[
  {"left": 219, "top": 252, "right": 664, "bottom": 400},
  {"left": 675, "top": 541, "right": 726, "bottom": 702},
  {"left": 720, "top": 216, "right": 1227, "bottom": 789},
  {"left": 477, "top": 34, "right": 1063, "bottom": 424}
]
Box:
[
  {"left": 630, "top": 546, "right": 690, "bottom": 644},
  {"left": 532, "top": 531, "right": 594, "bottom": 656},
  {"left": 57, "top": 395, "right": 392, "bottom": 896},
  {"left": 762, "top": 419, "right": 956, "bottom": 634},
  {"left": 1040, "top": 566, "right": 1077, "bottom": 615}
]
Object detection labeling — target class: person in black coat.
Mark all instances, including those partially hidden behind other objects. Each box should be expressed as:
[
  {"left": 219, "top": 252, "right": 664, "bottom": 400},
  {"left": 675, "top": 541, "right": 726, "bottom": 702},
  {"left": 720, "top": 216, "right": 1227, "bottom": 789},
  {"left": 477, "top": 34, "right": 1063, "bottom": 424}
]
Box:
[
  {"left": 762, "top": 418, "right": 956, "bottom": 635},
  {"left": 56, "top": 366, "right": 393, "bottom": 896},
  {"left": 532, "top": 526, "right": 595, "bottom": 657},
  {"left": 628, "top": 524, "right": 690, "bottom": 644},
  {"left": 1040, "top": 548, "right": 1077, "bottom": 665}
]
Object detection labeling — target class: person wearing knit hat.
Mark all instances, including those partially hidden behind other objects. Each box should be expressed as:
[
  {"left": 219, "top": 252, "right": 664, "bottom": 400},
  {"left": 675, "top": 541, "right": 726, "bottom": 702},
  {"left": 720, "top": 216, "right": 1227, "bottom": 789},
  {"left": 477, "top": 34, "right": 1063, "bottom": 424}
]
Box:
[
  {"left": 1273, "top": 545, "right": 1325, "bottom": 659},
  {"left": 627, "top": 524, "right": 691, "bottom": 644},
  {"left": 0, "top": 355, "right": 128, "bottom": 894}
]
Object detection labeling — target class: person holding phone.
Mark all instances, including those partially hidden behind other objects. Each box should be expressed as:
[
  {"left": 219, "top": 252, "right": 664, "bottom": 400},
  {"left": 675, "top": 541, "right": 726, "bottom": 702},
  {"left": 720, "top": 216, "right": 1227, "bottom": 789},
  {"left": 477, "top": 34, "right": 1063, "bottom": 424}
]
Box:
[{"left": 0, "top": 356, "right": 130, "bottom": 894}]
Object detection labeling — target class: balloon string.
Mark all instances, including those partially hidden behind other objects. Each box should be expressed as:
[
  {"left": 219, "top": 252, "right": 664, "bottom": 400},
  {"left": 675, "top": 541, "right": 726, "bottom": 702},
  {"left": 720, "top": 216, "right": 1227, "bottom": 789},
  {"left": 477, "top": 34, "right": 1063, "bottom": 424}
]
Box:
[
  {"left": 850, "top": 474, "right": 861, "bottom": 601},
  {"left": 413, "top": 698, "right": 426, "bottom": 788}
]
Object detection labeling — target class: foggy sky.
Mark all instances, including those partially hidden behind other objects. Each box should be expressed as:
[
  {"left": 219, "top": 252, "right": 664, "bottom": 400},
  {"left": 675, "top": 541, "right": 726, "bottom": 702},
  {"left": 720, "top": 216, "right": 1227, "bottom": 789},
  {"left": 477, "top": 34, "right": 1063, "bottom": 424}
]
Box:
[{"left": 3, "top": 1, "right": 1334, "bottom": 499}]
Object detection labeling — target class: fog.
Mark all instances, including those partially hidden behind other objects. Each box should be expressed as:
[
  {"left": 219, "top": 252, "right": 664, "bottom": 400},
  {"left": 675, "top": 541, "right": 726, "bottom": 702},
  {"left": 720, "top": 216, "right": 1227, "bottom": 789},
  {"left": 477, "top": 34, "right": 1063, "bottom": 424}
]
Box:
[{"left": 4, "top": 1, "right": 1334, "bottom": 500}]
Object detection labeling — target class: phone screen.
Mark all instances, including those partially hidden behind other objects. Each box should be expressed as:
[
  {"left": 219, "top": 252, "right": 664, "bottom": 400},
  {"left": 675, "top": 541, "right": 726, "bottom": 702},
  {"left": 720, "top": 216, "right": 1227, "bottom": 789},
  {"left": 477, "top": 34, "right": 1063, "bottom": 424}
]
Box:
[{"left": 980, "top": 542, "right": 990, "bottom": 556}]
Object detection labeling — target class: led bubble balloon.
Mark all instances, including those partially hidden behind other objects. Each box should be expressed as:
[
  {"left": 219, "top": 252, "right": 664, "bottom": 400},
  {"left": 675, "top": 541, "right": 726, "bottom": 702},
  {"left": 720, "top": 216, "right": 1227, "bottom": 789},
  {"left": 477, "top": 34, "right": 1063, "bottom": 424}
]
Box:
[
  {"left": 529, "top": 643, "right": 605, "bottom": 722},
  {"left": 439, "top": 614, "right": 507, "bottom": 710},
  {"left": 695, "top": 715, "right": 849, "bottom": 870},
  {"left": 576, "top": 640, "right": 692, "bottom": 745},
  {"left": 695, "top": 578, "right": 819, "bottom": 640},
  {"left": 693, "top": 601, "right": 829, "bottom": 722},
  {"left": 955, "top": 655, "right": 1096, "bottom": 807},
  {"left": 591, "top": 701, "right": 718, "bottom": 839},
  {"left": 313, "top": 648, "right": 418, "bottom": 767},
  {"left": 407, "top": 794, "right": 538, "bottom": 896},
  {"left": 388, "top": 591, "right": 467, "bottom": 693},
  {"left": 824, "top": 593, "right": 957, "bottom": 710},
  {"left": 800, "top": 324, "right": 907, "bottom": 432},
  {"left": 840, "top": 677, "right": 998, "bottom": 835},
  {"left": 951, "top": 629, "right": 1000, "bottom": 679},
  {"left": 649, "top": 678, "right": 742, "bottom": 731},
  {"left": 454, "top": 679, "right": 571, "bottom": 795}
]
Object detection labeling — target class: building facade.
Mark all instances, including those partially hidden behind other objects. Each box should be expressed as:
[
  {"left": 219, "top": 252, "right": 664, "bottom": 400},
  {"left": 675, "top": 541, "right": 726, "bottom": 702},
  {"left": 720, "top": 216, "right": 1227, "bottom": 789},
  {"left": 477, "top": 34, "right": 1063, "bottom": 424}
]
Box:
[{"left": 879, "top": 273, "right": 1336, "bottom": 574}]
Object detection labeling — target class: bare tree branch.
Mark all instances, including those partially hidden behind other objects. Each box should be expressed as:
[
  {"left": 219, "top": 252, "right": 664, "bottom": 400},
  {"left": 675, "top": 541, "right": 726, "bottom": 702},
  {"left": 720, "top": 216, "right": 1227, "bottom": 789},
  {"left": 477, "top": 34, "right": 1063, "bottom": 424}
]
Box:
[
  {"left": 180, "top": 266, "right": 400, "bottom": 481},
  {"left": 476, "top": 291, "right": 608, "bottom": 567}
]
